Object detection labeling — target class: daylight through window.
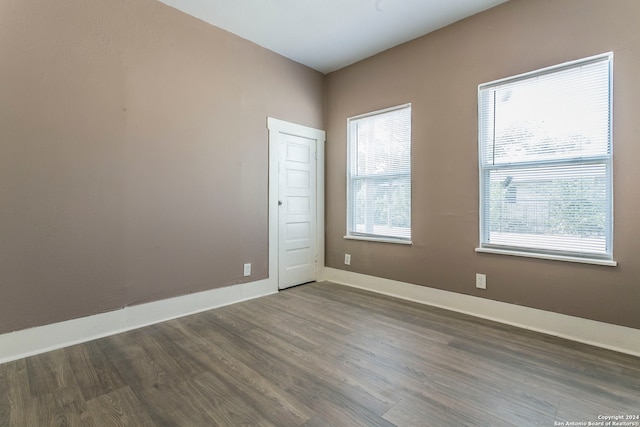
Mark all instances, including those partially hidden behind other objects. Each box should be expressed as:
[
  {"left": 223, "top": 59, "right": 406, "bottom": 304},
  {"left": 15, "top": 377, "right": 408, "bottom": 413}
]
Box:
[
  {"left": 347, "top": 104, "right": 411, "bottom": 242},
  {"left": 478, "top": 53, "right": 613, "bottom": 261}
]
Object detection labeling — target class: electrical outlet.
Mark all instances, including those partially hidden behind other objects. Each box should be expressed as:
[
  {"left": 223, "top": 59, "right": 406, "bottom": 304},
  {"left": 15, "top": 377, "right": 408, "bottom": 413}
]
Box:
[
  {"left": 243, "top": 263, "right": 251, "bottom": 277},
  {"left": 344, "top": 254, "right": 351, "bottom": 265},
  {"left": 476, "top": 273, "right": 486, "bottom": 289}
]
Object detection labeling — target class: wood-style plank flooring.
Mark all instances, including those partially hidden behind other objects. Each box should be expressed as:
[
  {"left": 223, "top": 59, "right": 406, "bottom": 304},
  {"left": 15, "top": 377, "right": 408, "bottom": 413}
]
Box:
[{"left": 1, "top": 282, "right": 639, "bottom": 426}]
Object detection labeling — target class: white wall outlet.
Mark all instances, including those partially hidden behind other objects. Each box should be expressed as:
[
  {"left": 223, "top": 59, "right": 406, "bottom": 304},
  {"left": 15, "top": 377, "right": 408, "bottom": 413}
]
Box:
[
  {"left": 476, "top": 273, "right": 487, "bottom": 289},
  {"left": 344, "top": 254, "right": 351, "bottom": 265},
  {"left": 243, "top": 263, "right": 251, "bottom": 277}
]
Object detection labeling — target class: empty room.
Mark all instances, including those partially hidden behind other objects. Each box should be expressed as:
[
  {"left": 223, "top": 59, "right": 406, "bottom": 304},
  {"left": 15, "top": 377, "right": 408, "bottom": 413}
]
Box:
[{"left": 1, "top": 0, "right": 639, "bottom": 425}]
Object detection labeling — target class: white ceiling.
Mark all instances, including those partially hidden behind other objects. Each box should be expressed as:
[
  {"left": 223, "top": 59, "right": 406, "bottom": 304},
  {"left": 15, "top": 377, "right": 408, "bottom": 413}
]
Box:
[{"left": 157, "top": 0, "right": 509, "bottom": 74}]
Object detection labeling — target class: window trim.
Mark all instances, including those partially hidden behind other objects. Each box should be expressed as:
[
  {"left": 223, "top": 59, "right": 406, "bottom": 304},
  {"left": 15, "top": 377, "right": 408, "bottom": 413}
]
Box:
[
  {"left": 345, "top": 103, "right": 412, "bottom": 245},
  {"left": 476, "top": 52, "right": 616, "bottom": 266}
]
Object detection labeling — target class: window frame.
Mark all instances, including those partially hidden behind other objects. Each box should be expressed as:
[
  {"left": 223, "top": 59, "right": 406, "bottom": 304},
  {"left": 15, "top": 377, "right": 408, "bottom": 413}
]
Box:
[
  {"left": 476, "top": 53, "right": 616, "bottom": 266},
  {"left": 345, "top": 103, "right": 412, "bottom": 245}
]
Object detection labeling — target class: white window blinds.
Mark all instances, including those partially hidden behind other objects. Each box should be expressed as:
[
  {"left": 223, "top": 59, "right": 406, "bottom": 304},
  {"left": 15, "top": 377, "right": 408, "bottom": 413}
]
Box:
[
  {"left": 347, "top": 104, "right": 411, "bottom": 241},
  {"left": 478, "top": 53, "right": 613, "bottom": 259}
]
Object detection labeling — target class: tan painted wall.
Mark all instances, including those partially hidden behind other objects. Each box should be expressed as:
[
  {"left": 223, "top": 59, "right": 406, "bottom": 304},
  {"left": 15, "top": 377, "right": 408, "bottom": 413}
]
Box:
[
  {"left": 325, "top": 0, "right": 640, "bottom": 329},
  {"left": 0, "top": 0, "right": 323, "bottom": 333},
  {"left": 2, "top": 0, "right": 638, "bottom": 335}
]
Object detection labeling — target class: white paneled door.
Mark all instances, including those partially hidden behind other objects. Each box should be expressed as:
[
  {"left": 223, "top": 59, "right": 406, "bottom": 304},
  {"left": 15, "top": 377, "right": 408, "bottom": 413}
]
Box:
[
  {"left": 268, "top": 118, "right": 325, "bottom": 290},
  {"left": 279, "top": 135, "right": 316, "bottom": 288}
]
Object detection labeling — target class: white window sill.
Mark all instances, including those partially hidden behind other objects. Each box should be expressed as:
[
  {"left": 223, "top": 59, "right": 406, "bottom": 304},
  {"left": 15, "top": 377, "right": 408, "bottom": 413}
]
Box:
[
  {"left": 475, "top": 247, "right": 617, "bottom": 267},
  {"left": 344, "top": 235, "right": 413, "bottom": 245}
]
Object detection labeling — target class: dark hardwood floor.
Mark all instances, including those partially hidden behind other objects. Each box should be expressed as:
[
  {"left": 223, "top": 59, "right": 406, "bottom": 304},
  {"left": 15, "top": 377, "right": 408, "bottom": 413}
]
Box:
[{"left": 1, "top": 282, "right": 639, "bottom": 426}]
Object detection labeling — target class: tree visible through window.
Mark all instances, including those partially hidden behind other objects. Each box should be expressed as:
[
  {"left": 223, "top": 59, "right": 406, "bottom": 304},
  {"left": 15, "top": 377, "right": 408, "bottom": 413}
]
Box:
[
  {"left": 478, "top": 53, "right": 613, "bottom": 260},
  {"left": 347, "top": 104, "right": 411, "bottom": 242}
]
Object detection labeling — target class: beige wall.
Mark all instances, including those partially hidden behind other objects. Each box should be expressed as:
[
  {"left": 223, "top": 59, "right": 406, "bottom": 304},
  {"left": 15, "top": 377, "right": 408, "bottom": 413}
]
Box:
[
  {"left": 0, "top": 0, "right": 323, "bottom": 333},
  {"left": 2, "top": 0, "right": 638, "bottom": 336},
  {"left": 325, "top": 0, "right": 640, "bottom": 329}
]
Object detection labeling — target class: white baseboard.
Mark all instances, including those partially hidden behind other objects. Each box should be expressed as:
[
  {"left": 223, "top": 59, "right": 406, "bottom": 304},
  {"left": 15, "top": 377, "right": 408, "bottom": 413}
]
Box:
[
  {"left": 4, "top": 270, "right": 638, "bottom": 364},
  {"left": 324, "top": 268, "right": 640, "bottom": 358},
  {"left": 0, "top": 278, "right": 277, "bottom": 364}
]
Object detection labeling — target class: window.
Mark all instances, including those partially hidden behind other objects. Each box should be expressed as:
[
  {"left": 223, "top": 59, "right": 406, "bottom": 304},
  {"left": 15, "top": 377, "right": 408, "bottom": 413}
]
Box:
[
  {"left": 346, "top": 104, "right": 411, "bottom": 243},
  {"left": 477, "top": 53, "right": 614, "bottom": 264}
]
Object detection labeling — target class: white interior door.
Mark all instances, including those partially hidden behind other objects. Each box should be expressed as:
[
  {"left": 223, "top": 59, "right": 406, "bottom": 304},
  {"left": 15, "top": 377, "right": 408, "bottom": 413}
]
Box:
[
  {"left": 279, "top": 135, "right": 316, "bottom": 288},
  {"left": 268, "top": 118, "right": 325, "bottom": 290}
]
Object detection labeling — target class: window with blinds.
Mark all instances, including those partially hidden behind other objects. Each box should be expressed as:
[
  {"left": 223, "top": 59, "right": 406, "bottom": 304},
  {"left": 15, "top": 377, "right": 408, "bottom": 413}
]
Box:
[
  {"left": 347, "top": 104, "right": 411, "bottom": 242},
  {"left": 478, "top": 53, "right": 613, "bottom": 261}
]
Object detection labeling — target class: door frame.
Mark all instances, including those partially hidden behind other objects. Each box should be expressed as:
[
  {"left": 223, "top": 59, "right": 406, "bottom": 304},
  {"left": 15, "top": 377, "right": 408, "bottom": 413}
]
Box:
[{"left": 267, "top": 117, "right": 325, "bottom": 290}]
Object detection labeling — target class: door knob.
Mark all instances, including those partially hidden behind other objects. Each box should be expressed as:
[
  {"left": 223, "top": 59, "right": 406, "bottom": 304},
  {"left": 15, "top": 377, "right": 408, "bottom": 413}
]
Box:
[{"left": 278, "top": 200, "right": 283, "bottom": 206}]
